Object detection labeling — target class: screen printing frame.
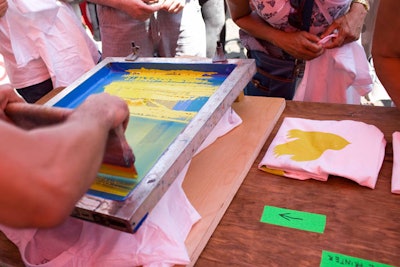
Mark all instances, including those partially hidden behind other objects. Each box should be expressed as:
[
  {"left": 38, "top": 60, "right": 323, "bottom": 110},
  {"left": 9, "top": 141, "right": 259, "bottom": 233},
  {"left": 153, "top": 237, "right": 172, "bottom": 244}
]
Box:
[{"left": 44, "top": 57, "right": 256, "bottom": 233}]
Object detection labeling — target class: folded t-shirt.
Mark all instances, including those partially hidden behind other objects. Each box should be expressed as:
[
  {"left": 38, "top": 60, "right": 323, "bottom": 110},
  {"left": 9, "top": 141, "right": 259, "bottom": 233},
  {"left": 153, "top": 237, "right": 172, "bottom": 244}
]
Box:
[
  {"left": 259, "top": 117, "right": 386, "bottom": 189},
  {"left": 391, "top": 132, "right": 400, "bottom": 194}
]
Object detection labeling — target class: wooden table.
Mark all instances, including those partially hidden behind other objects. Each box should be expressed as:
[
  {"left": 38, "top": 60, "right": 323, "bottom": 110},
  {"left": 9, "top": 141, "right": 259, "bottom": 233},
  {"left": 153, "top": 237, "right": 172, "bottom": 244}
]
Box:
[
  {"left": 2, "top": 99, "right": 400, "bottom": 266},
  {"left": 195, "top": 100, "right": 400, "bottom": 266}
]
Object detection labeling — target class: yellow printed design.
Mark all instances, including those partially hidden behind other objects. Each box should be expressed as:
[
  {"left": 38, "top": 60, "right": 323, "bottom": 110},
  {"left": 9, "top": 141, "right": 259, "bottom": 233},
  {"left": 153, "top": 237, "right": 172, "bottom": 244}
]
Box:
[
  {"left": 274, "top": 129, "right": 350, "bottom": 161},
  {"left": 104, "top": 68, "right": 219, "bottom": 123}
]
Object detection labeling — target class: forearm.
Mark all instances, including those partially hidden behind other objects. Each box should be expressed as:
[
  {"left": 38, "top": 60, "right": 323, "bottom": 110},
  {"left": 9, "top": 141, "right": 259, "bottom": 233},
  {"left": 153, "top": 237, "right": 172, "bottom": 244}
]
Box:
[
  {"left": 373, "top": 58, "right": 400, "bottom": 108},
  {"left": 372, "top": 0, "right": 400, "bottom": 108},
  {"left": 350, "top": 0, "right": 369, "bottom": 14},
  {"left": 0, "top": 116, "right": 110, "bottom": 228},
  {"left": 232, "top": 11, "right": 322, "bottom": 59},
  {"left": 227, "top": 2, "right": 282, "bottom": 47},
  {"left": 41, "top": 111, "right": 111, "bottom": 204},
  {"left": 346, "top": 1, "right": 368, "bottom": 36},
  {"left": 87, "top": 0, "right": 159, "bottom": 20},
  {"left": 234, "top": 12, "right": 285, "bottom": 46},
  {"left": 0, "top": 89, "right": 129, "bottom": 227}
]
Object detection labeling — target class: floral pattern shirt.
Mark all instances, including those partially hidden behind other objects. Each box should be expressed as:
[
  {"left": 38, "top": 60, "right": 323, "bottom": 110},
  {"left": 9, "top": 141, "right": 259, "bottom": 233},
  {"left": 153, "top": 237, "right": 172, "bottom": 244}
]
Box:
[{"left": 241, "top": 0, "right": 351, "bottom": 55}]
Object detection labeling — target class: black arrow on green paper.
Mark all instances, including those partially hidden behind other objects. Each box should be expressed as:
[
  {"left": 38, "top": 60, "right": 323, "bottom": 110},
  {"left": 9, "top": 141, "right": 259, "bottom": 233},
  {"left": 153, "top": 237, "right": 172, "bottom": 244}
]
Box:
[
  {"left": 260, "top": 206, "right": 326, "bottom": 233},
  {"left": 279, "top": 213, "right": 303, "bottom": 221}
]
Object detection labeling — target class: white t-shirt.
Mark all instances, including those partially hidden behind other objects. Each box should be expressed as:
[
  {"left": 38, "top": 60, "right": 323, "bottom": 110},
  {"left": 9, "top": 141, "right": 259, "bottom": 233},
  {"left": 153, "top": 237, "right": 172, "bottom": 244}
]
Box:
[{"left": 0, "top": 0, "right": 100, "bottom": 89}]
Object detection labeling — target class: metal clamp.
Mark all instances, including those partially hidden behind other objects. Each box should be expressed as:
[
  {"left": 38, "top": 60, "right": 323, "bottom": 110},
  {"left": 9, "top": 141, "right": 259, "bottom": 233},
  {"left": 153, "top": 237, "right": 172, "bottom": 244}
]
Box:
[
  {"left": 125, "top": 42, "right": 140, "bottom": 61},
  {"left": 212, "top": 41, "right": 228, "bottom": 63}
]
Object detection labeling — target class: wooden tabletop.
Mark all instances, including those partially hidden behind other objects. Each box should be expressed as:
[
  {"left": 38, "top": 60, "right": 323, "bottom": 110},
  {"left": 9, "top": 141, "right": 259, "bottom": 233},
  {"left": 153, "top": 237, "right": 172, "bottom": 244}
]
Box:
[{"left": 195, "top": 101, "right": 400, "bottom": 266}]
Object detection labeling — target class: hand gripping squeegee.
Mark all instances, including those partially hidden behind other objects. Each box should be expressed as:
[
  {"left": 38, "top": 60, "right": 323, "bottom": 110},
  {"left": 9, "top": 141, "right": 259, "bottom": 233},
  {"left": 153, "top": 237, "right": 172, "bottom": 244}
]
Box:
[{"left": 5, "top": 102, "right": 138, "bottom": 178}]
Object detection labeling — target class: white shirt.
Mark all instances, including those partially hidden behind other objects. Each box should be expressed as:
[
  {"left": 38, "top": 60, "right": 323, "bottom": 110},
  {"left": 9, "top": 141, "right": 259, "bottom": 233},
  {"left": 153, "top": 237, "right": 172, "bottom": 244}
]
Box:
[{"left": 0, "top": 0, "right": 100, "bottom": 89}]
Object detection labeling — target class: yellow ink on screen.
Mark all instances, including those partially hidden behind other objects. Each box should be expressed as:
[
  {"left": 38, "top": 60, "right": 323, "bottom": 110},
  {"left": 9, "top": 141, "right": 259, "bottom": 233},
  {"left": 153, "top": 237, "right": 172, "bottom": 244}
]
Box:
[
  {"left": 104, "top": 68, "right": 219, "bottom": 123},
  {"left": 52, "top": 61, "right": 235, "bottom": 200},
  {"left": 90, "top": 66, "right": 225, "bottom": 199}
]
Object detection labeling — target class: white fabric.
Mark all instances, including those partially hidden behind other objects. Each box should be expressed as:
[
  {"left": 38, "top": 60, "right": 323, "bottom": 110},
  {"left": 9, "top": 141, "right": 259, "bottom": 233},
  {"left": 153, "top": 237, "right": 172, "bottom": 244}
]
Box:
[
  {"left": 294, "top": 40, "right": 373, "bottom": 104},
  {"left": 391, "top": 132, "right": 400, "bottom": 194},
  {"left": 259, "top": 117, "right": 386, "bottom": 189},
  {"left": 0, "top": 107, "right": 242, "bottom": 267},
  {"left": 0, "top": 0, "right": 100, "bottom": 89}
]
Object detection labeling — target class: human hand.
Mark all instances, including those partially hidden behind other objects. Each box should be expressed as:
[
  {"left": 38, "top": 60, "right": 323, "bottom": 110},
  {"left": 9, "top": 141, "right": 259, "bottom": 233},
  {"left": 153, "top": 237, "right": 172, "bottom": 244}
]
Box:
[
  {"left": 275, "top": 31, "right": 324, "bottom": 60},
  {"left": 71, "top": 93, "right": 132, "bottom": 167},
  {"left": 0, "top": 84, "right": 25, "bottom": 122},
  {"left": 0, "top": 84, "right": 25, "bottom": 109},
  {"left": 121, "top": 0, "right": 162, "bottom": 20},
  {"left": 78, "top": 93, "right": 130, "bottom": 131},
  {"left": 160, "top": 0, "right": 185, "bottom": 13},
  {"left": 0, "top": 0, "right": 7, "bottom": 17},
  {"left": 320, "top": 3, "right": 367, "bottom": 49}
]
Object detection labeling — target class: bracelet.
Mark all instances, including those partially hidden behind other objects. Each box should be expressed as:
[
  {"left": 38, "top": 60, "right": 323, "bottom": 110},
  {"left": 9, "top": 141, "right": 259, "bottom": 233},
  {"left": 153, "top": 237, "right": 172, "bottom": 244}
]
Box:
[{"left": 351, "top": 0, "right": 370, "bottom": 12}]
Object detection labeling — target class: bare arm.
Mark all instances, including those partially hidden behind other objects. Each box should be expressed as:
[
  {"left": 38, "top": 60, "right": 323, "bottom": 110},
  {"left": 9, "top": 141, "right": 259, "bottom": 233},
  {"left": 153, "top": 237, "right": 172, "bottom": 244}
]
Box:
[
  {"left": 372, "top": 0, "right": 400, "bottom": 108},
  {"left": 88, "top": 0, "right": 161, "bottom": 20},
  {"left": 161, "top": 0, "right": 185, "bottom": 13},
  {"left": 226, "top": 0, "right": 323, "bottom": 60},
  {"left": 321, "top": 1, "right": 368, "bottom": 49},
  {"left": 0, "top": 85, "right": 130, "bottom": 228}
]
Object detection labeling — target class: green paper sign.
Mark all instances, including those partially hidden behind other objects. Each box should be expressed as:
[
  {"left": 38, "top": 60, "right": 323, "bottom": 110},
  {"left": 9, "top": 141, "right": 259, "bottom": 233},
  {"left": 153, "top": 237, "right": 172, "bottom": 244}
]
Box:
[
  {"left": 260, "top": 206, "right": 326, "bottom": 233},
  {"left": 320, "top": 251, "right": 394, "bottom": 267}
]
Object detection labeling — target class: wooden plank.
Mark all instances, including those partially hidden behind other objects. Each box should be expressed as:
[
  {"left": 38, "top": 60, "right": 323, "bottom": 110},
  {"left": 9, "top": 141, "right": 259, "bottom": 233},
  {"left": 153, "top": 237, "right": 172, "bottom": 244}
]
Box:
[{"left": 182, "top": 96, "right": 286, "bottom": 266}]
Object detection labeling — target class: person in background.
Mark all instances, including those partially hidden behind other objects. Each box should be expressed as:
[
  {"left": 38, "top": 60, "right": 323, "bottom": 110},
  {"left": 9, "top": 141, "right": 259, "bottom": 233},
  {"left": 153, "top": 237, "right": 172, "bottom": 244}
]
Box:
[
  {"left": 199, "top": 0, "right": 226, "bottom": 58},
  {"left": 361, "top": 0, "right": 379, "bottom": 60},
  {"left": 0, "top": 0, "right": 6, "bottom": 17},
  {"left": 88, "top": 0, "right": 206, "bottom": 58},
  {"left": 372, "top": 0, "right": 400, "bottom": 108},
  {"left": 61, "top": 0, "right": 83, "bottom": 18},
  {"left": 0, "top": 0, "right": 100, "bottom": 103},
  {"left": 0, "top": 83, "right": 130, "bottom": 228},
  {"left": 226, "top": 0, "right": 370, "bottom": 101}
]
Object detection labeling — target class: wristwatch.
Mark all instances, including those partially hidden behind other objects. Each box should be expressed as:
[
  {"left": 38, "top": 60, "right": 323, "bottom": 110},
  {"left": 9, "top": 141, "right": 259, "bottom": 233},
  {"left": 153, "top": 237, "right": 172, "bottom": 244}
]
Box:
[{"left": 351, "top": 0, "right": 370, "bottom": 12}]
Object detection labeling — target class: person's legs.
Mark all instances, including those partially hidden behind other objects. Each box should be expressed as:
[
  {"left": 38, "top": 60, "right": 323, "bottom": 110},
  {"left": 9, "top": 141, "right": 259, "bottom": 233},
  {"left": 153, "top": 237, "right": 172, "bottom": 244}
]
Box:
[
  {"left": 96, "top": 5, "right": 154, "bottom": 57},
  {"left": 199, "top": 0, "right": 226, "bottom": 57},
  {"left": 156, "top": 0, "right": 206, "bottom": 57}
]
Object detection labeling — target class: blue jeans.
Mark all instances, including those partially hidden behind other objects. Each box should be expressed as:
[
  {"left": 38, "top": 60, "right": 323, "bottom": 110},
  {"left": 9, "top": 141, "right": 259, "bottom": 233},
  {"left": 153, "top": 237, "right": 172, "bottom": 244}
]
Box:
[{"left": 245, "top": 50, "right": 298, "bottom": 100}]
